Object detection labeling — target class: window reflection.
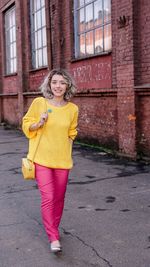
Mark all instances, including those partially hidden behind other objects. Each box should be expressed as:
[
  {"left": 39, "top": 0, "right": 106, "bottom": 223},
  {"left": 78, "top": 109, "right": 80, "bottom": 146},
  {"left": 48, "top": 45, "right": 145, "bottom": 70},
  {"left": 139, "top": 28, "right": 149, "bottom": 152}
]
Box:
[
  {"left": 78, "top": 8, "right": 85, "bottom": 32},
  {"left": 79, "top": 34, "right": 86, "bottom": 55},
  {"left": 95, "top": 27, "right": 103, "bottom": 53},
  {"left": 75, "top": 0, "right": 111, "bottom": 58},
  {"left": 85, "top": 4, "right": 93, "bottom": 30},
  {"left": 94, "top": 0, "right": 102, "bottom": 26},
  {"left": 104, "top": 24, "right": 111, "bottom": 51},
  {"left": 104, "top": 0, "right": 111, "bottom": 23},
  {"left": 86, "top": 31, "right": 94, "bottom": 55}
]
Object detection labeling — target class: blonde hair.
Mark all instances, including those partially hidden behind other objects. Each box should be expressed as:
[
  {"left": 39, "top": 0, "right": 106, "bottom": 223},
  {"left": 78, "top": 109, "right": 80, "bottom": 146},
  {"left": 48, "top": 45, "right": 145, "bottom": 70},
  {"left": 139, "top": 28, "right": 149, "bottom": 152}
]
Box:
[{"left": 40, "top": 69, "right": 77, "bottom": 101}]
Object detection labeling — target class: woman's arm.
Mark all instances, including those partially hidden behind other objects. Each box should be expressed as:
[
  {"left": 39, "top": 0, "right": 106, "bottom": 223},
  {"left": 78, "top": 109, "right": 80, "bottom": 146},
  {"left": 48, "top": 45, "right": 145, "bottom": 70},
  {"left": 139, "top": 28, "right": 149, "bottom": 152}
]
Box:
[{"left": 68, "top": 107, "right": 79, "bottom": 141}]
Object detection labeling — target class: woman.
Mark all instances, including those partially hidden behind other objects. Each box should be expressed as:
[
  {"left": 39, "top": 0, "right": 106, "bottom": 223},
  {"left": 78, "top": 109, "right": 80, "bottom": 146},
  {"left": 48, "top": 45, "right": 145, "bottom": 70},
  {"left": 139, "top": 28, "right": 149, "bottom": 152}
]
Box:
[{"left": 22, "top": 69, "right": 78, "bottom": 253}]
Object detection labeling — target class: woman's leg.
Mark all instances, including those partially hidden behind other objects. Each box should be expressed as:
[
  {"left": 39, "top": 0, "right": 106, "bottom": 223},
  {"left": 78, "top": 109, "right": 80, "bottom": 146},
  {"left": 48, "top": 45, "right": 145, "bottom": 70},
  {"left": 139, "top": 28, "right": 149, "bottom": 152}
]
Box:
[
  {"left": 35, "top": 164, "right": 59, "bottom": 242},
  {"left": 53, "top": 169, "right": 69, "bottom": 228}
]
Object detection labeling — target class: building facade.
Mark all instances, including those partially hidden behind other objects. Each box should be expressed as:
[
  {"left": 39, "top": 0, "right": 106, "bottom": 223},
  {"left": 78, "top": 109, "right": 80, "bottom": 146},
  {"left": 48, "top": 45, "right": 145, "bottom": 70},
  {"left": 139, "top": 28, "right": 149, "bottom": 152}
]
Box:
[{"left": 0, "top": 0, "right": 150, "bottom": 159}]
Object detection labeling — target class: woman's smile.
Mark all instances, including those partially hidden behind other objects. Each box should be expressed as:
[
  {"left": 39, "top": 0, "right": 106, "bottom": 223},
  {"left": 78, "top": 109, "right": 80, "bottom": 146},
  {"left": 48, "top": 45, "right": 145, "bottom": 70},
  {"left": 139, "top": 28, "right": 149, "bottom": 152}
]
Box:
[{"left": 51, "top": 74, "right": 67, "bottom": 97}]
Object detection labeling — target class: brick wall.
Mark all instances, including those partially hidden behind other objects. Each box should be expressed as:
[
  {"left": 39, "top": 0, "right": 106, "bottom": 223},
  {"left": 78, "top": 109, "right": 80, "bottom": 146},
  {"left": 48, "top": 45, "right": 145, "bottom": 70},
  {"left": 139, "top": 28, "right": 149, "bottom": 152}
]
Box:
[
  {"left": 75, "top": 95, "right": 118, "bottom": 149},
  {"left": 133, "top": 0, "right": 150, "bottom": 157},
  {"left": 113, "top": 0, "right": 137, "bottom": 157},
  {"left": 136, "top": 93, "right": 150, "bottom": 157},
  {"left": 136, "top": 0, "right": 150, "bottom": 85}
]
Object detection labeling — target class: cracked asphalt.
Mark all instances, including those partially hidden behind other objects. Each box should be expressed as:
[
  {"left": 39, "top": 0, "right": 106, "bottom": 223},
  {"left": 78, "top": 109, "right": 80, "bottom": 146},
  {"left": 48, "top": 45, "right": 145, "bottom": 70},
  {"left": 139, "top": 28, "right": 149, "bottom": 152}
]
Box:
[{"left": 0, "top": 125, "right": 150, "bottom": 267}]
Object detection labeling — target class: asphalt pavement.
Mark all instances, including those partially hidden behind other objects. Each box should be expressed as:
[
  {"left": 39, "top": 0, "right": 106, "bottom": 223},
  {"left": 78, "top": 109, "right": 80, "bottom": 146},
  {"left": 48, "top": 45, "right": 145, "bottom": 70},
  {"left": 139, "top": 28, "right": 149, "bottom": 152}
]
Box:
[{"left": 0, "top": 125, "right": 150, "bottom": 267}]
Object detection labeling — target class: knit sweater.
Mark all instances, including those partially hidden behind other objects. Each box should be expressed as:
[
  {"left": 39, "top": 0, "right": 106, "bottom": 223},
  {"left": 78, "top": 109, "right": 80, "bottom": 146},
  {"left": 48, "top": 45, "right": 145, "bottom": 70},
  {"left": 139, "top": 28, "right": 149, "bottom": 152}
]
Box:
[{"left": 22, "top": 97, "right": 78, "bottom": 169}]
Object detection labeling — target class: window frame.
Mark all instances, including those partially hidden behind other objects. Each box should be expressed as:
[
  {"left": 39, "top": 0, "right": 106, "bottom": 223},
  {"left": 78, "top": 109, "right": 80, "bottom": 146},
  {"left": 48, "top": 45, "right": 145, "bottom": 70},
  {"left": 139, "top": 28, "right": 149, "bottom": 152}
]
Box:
[
  {"left": 4, "top": 5, "right": 17, "bottom": 75},
  {"left": 30, "top": 0, "right": 48, "bottom": 69},
  {"left": 73, "top": 0, "right": 112, "bottom": 59}
]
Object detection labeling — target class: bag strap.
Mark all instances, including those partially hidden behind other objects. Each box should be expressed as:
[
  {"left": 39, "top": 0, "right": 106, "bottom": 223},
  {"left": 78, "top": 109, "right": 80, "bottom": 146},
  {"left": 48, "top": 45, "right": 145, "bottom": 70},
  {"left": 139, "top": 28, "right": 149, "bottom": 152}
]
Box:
[{"left": 31, "top": 98, "right": 47, "bottom": 162}]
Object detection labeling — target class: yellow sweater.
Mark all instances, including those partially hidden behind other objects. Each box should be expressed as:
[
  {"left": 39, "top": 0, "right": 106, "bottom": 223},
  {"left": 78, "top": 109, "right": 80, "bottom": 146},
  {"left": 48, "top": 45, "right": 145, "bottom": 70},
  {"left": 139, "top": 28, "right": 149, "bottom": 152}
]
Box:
[{"left": 22, "top": 97, "right": 78, "bottom": 169}]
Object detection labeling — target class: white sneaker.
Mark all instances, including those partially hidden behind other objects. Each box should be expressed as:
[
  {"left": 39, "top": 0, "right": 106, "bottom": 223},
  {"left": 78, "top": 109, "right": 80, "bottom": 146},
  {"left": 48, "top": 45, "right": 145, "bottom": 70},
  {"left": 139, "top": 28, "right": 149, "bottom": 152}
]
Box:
[{"left": 50, "top": 240, "right": 62, "bottom": 253}]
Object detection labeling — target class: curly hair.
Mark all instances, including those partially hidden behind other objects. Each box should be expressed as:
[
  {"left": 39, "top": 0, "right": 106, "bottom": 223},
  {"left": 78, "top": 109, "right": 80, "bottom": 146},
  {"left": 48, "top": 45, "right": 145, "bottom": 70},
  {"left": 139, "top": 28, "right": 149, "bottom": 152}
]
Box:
[{"left": 40, "top": 69, "right": 77, "bottom": 101}]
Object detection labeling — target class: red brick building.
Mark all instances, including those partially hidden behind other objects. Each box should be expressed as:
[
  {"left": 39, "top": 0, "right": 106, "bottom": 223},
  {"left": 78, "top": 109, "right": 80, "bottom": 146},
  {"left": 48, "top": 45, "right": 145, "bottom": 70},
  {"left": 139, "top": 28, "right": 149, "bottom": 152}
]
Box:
[{"left": 0, "top": 0, "right": 150, "bottom": 159}]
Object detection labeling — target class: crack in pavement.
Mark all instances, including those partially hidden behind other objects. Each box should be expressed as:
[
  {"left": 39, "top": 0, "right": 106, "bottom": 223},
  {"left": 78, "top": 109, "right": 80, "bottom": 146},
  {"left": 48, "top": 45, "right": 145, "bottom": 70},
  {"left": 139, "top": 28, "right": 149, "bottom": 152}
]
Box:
[
  {"left": 0, "top": 152, "right": 23, "bottom": 156},
  {"left": 61, "top": 228, "right": 113, "bottom": 267},
  {"left": 3, "top": 186, "right": 37, "bottom": 195},
  {"left": 0, "top": 186, "right": 37, "bottom": 199},
  {"left": 0, "top": 222, "right": 25, "bottom": 228}
]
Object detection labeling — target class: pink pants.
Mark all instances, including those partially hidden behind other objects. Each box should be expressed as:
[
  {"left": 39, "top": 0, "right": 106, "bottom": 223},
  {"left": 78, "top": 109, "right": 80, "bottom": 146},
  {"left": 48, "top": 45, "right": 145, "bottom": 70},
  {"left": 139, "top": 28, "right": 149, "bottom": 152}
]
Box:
[{"left": 35, "top": 163, "right": 69, "bottom": 242}]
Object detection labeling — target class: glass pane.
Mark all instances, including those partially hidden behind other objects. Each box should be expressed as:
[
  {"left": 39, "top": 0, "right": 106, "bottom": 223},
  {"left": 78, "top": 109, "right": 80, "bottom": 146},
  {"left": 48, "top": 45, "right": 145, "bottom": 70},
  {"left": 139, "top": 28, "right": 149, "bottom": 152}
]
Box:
[
  {"left": 12, "top": 27, "right": 16, "bottom": 42},
  {"left": 12, "top": 43, "right": 15, "bottom": 57},
  {"left": 35, "top": 50, "right": 38, "bottom": 68},
  {"left": 34, "top": 0, "right": 37, "bottom": 12},
  {"left": 8, "top": 14, "right": 12, "bottom": 28},
  {"left": 85, "top": 0, "right": 91, "bottom": 4},
  {"left": 41, "top": 7, "right": 46, "bottom": 26},
  {"left": 13, "top": 58, "right": 17, "bottom": 72},
  {"left": 42, "top": 27, "right": 47, "bottom": 46},
  {"left": 36, "top": 10, "right": 41, "bottom": 29},
  {"left": 94, "top": 0, "right": 102, "bottom": 26},
  {"left": 11, "top": 60, "right": 14, "bottom": 73},
  {"left": 78, "top": 0, "right": 84, "bottom": 7},
  {"left": 37, "top": 30, "right": 42, "bottom": 48},
  {"left": 104, "top": 24, "right": 111, "bottom": 51},
  {"left": 79, "top": 34, "right": 85, "bottom": 56},
  {"left": 85, "top": 4, "right": 93, "bottom": 30},
  {"left": 10, "top": 28, "right": 13, "bottom": 42},
  {"left": 13, "top": 43, "right": 16, "bottom": 58},
  {"left": 43, "top": 47, "right": 47, "bottom": 65},
  {"left": 38, "top": 49, "right": 43, "bottom": 66},
  {"left": 9, "top": 12, "right": 12, "bottom": 27},
  {"left": 10, "top": 44, "right": 13, "bottom": 58},
  {"left": 41, "top": 0, "right": 45, "bottom": 7},
  {"left": 86, "top": 31, "right": 94, "bottom": 54},
  {"left": 5, "top": 31, "right": 10, "bottom": 46},
  {"left": 78, "top": 8, "right": 85, "bottom": 33},
  {"left": 36, "top": 0, "right": 41, "bottom": 10},
  {"left": 12, "top": 9, "right": 15, "bottom": 25},
  {"left": 34, "top": 31, "right": 37, "bottom": 49},
  {"left": 104, "top": 0, "right": 111, "bottom": 23},
  {"left": 34, "top": 14, "right": 37, "bottom": 31},
  {"left": 95, "top": 28, "right": 103, "bottom": 53}
]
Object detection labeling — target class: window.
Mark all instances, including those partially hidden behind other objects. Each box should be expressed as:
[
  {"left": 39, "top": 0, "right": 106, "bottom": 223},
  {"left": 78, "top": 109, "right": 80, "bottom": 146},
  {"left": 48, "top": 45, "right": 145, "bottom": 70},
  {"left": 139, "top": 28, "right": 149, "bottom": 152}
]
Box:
[
  {"left": 74, "top": 0, "right": 111, "bottom": 58},
  {"left": 5, "top": 6, "right": 17, "bottom": 74},
  {"left": 30, "top": 0, "right": 47, "bottom": 69}
]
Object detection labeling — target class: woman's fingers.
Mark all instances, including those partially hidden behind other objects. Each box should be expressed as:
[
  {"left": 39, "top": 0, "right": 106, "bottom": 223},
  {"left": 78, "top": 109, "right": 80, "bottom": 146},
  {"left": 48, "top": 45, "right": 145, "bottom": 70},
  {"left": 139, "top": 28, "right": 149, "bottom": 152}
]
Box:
[{"left": 39, "top": 112, "right": 48, "bottom": 126}]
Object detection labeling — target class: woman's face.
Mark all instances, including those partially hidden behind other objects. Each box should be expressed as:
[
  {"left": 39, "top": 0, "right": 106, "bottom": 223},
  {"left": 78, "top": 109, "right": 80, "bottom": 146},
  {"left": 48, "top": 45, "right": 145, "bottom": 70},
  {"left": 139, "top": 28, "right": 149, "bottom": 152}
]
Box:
[{"left": 50, "top": 74, "right": 67, "bottom": 98}]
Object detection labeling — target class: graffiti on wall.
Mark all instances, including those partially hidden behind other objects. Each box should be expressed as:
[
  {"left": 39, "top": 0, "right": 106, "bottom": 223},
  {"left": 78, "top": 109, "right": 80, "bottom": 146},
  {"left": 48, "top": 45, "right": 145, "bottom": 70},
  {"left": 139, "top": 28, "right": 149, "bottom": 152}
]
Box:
[{"left": 71, "top": 56, "right": 111, "bottom": 89}]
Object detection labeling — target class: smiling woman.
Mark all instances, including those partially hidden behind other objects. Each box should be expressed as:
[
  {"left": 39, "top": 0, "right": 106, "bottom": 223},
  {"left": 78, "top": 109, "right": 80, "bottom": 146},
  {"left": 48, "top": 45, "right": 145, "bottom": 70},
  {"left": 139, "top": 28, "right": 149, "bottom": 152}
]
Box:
[{"left": 22, "top": 68, "right": 79, "bottom": 253}]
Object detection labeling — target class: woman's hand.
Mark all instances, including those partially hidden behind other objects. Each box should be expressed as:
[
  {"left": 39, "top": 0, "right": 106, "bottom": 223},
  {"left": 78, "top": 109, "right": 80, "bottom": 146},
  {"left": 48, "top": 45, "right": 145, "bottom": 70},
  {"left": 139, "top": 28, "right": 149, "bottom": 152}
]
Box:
[
  {"left": 38, "top": 112, "right": 48, "bottom": 127},
  {"left": 29, "top": 112, "right": 48, "bottom": 131}
]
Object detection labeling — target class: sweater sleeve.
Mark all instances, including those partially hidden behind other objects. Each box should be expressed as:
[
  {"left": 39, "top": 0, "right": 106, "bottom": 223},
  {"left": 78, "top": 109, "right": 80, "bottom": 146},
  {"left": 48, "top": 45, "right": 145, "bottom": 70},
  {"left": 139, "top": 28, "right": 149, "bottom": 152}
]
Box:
[
  {"left": 68, "top": 108, "right": 79, "bottom": 140},
  {"left": 22, "top": 99, "right": 39, "bottom": 139}
]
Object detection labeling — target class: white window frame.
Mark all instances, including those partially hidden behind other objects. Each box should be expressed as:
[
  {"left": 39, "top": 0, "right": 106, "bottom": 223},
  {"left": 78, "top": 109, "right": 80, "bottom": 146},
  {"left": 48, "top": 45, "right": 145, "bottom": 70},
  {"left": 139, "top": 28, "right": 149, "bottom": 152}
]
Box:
[
  {"left": 30, "top": 0, "right": 48, "bottom": 69},
  {"left": 5, "top": 6, "right": 17, "bottom": 75},
  {"left": 74, "top": 0, "right": 112, "bottom": 58}
]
